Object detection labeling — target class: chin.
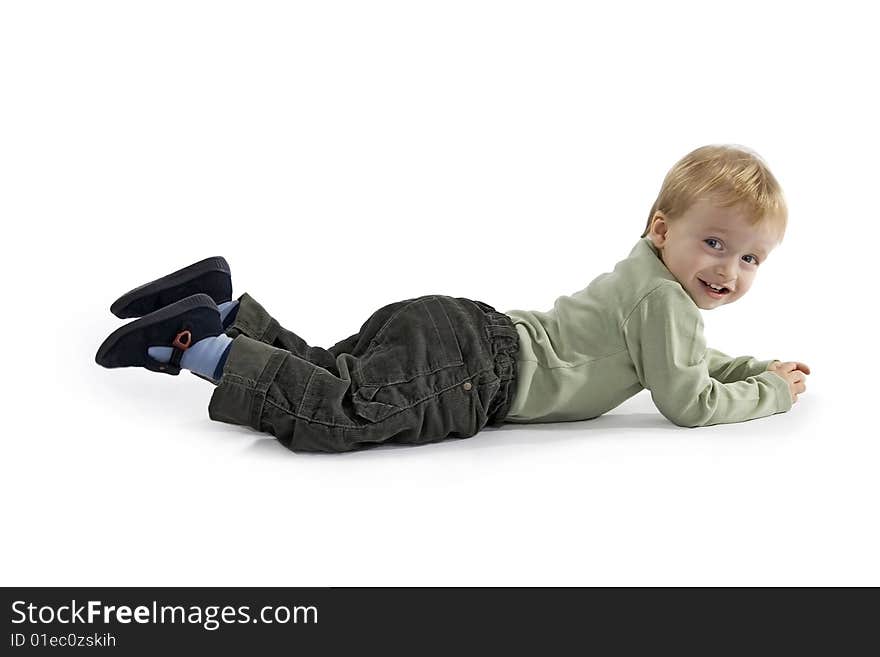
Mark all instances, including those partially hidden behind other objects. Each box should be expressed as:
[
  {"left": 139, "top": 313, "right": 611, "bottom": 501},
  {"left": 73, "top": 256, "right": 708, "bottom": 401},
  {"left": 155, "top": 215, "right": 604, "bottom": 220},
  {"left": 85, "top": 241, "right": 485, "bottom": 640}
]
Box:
[{"left": 706, "top": 297, "right": 737, "bottom": 309}]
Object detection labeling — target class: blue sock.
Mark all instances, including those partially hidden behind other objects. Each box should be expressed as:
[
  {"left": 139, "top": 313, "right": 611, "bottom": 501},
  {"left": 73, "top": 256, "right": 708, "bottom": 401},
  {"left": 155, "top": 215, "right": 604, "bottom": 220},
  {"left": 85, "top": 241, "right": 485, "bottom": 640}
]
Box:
[
  {"left": 218, "top": 300, "right": 239, "bottom": 328},
  {"left": 148, "top": 334, "right": 234, "bottom": 381}
]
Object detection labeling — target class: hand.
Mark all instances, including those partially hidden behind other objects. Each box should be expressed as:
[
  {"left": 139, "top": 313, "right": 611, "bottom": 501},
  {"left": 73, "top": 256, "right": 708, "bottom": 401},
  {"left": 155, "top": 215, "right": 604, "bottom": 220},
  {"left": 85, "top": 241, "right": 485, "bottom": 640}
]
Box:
[
  {"left": 767, "top": 360, "right": 811, "bottom": 375},
  {"left": 767, "top": 360, "right": 810, "bottom": 404}
]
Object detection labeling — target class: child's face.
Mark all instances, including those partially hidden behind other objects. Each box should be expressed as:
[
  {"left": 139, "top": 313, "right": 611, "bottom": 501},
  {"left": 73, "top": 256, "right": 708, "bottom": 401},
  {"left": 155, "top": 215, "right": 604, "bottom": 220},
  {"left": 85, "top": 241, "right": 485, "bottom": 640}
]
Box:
[{"left": 647, "top": 198, "right": 780, "bottom": 310}]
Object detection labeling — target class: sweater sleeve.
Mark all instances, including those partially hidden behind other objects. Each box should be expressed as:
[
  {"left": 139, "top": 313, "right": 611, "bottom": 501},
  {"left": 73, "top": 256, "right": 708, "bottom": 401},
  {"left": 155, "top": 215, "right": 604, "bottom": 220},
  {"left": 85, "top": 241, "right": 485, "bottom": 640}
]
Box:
[
  {"left": 622, "top": 284, "right": 793, "bottom": 427},
  {"left": 705, "top": 348, "right": 776, "bottom": 383}
]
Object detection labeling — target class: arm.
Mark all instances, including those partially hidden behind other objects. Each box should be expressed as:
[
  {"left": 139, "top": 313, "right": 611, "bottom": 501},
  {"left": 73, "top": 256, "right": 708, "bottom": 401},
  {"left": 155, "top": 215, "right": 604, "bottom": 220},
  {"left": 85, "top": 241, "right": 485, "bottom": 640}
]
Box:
[
  {"left": 705, "top": 348, "right": 777, "bottom": 383},
  {"left": 622, "top": 284, "right": 792, "bottom": 427}
]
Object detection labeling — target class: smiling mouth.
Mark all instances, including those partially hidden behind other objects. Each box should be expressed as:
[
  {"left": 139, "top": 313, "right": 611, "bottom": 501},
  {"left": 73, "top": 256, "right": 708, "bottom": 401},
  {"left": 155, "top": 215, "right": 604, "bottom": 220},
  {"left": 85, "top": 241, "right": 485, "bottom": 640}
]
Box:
[{"left": 698, "top": 278, "right": 731, "bottom": 295}]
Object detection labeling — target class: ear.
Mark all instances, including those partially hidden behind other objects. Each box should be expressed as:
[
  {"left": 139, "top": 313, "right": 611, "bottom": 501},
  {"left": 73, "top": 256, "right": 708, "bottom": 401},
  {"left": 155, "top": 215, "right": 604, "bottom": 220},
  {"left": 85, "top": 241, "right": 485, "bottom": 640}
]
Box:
[{"left": 647, "top": 211, "right": 670, "bottom": 247}]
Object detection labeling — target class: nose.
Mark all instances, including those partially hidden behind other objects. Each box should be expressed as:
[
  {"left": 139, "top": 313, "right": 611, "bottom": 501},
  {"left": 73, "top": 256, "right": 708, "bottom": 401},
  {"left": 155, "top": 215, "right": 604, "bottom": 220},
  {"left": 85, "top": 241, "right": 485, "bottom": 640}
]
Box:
[{"left": 715, "top": 259, "right": 736, "bottom": 281}]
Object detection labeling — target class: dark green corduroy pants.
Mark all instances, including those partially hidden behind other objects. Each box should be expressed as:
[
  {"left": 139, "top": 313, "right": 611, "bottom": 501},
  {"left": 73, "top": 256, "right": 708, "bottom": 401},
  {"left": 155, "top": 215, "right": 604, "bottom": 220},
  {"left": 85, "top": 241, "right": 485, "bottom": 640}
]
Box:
[{"left": 207, "top": 293, "right": 518, "bottom": 453}]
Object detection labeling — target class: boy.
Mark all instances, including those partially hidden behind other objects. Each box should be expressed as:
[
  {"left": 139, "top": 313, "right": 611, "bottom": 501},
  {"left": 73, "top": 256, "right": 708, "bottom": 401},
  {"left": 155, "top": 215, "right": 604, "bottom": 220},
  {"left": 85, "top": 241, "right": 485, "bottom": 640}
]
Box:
[{"left": 96, "top": 145, "right": 810, "bottom": 452}]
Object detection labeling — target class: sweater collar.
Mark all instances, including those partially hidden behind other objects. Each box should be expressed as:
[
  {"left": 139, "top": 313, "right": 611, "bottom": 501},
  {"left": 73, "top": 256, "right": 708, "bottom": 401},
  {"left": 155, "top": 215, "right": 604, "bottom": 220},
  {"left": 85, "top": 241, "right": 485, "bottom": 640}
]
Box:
[{"left": 629, "top": 236, "right": 679, "bottom": 284}]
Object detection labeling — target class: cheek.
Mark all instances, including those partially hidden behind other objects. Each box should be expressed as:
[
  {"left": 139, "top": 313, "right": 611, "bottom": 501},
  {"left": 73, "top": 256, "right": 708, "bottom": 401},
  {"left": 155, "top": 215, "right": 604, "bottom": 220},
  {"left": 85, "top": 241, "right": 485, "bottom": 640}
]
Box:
[
  {"left": 690, "top": 251, "right": 714, "bottom": 271},
  {"left": 735, "top": 273, "right": 756, "bottom": 295},
  {"left": 673, "top": 251, "right": 703, "bottom": 275}
]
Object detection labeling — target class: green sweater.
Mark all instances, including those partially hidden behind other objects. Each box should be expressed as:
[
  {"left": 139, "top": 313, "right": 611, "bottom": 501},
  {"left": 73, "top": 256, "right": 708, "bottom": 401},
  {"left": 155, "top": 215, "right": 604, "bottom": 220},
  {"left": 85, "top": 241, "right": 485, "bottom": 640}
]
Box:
[{"left": 503, "top": 237, "right": 792, "bottom": 427}]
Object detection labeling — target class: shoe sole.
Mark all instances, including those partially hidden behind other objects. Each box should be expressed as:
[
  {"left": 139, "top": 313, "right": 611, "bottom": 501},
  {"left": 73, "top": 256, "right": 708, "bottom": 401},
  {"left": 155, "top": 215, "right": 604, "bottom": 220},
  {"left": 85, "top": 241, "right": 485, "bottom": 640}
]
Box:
[
  {"left": 96, "top": 293, "right": 222, "bottom": 372},
  {"left": 110, "top": 256, "right": 232, "bottom": 318}
]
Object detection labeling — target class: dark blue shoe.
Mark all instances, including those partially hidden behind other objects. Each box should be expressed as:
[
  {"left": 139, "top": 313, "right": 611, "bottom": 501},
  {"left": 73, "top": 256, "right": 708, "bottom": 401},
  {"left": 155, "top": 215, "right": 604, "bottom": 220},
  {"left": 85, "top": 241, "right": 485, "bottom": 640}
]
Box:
[
  {"left": 110, "top": 256, "right": 232, "bottom": 319},
  {"left": 96, "top": 294, "right": 223, "bottom": 375}
]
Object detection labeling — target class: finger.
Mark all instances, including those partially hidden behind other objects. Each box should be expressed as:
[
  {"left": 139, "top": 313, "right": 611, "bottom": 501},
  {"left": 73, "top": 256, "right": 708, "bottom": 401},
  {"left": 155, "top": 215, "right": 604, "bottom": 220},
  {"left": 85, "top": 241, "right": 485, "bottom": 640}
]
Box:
[
  {"left": 796, "top": 362, "right": 811, "bottom": 375},
  {"left": 778, "top": 361, "right": 797, "bottom": 373}
]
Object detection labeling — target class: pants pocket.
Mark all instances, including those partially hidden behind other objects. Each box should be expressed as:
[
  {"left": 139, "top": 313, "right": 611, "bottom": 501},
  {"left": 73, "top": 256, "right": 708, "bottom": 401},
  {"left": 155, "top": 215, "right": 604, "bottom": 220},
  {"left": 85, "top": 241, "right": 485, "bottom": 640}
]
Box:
[
  {"left": 350, "top": 389, "right": 401, "bottom": 424},
  {"left": 357, "top": 295, "right": 464, "bottom": 386}
]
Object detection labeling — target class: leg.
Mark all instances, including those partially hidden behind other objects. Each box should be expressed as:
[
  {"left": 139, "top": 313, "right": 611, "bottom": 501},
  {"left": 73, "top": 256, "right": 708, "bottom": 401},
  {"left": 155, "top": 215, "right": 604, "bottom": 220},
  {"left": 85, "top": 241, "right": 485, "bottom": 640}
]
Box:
[
  {"left": 223, "top": 292, "right": 408, "bottom": 373},
  {"left": 208, "top": 295, "right": 519, "bottom": 453}
]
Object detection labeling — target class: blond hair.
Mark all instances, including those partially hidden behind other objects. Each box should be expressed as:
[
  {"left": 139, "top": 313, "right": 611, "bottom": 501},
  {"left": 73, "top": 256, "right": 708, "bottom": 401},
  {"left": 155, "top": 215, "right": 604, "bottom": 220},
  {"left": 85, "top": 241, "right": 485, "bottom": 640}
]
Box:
[{"left": 642, "top": 145, "right": 787, "bottom": 239}]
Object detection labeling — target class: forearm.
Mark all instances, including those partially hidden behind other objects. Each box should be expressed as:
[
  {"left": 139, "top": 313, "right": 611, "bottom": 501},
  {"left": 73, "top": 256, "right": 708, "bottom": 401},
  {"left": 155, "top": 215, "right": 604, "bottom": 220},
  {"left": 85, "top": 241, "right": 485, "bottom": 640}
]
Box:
[
  {"left": 651, "top": 369, "right": 793, "bottom": 428},
  {"left": 705, "top": 348, "right": 777, "bottom": 382}
]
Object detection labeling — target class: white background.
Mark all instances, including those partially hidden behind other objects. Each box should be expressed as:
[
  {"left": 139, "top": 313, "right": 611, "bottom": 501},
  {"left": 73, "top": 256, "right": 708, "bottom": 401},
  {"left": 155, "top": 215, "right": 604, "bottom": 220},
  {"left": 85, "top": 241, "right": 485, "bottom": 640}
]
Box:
[{"left": 1, "top": 1, "right": 876, "bottom": 586}]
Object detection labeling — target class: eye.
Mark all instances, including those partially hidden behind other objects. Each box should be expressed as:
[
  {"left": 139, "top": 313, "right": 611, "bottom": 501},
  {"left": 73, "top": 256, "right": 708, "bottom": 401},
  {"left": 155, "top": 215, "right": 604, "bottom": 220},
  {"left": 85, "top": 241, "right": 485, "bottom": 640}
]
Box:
[
  {"left": 704, "top": 238, "right": 721, "bottom": 249},
  {"left": 742, "top": 254, "right": 759, "bottom": 265}
]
